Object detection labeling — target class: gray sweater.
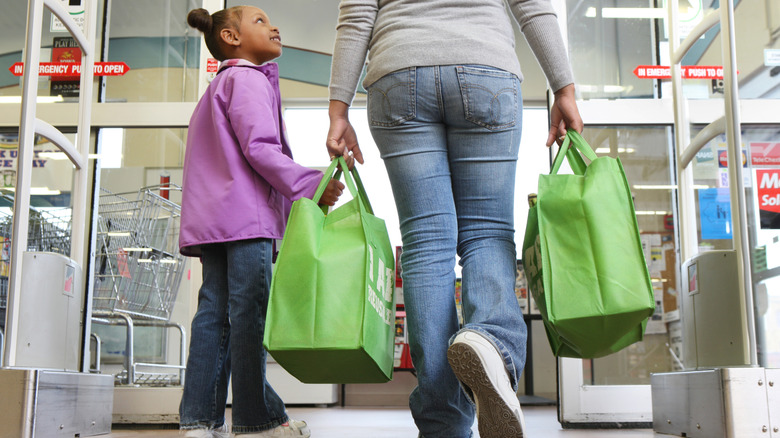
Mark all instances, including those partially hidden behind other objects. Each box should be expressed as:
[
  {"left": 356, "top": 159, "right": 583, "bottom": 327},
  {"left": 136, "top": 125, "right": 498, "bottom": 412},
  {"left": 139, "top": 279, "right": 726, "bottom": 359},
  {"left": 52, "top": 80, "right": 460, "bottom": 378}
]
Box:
[{"left": 329, "top": 0, "right": 575, "bottom": 105}]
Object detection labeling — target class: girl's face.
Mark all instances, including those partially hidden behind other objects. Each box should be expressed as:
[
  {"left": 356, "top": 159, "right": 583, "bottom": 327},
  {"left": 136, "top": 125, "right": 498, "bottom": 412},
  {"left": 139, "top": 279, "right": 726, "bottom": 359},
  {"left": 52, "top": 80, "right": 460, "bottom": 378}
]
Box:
[{"left": 234, "top": 6, "right": 282, "bottom": 64}]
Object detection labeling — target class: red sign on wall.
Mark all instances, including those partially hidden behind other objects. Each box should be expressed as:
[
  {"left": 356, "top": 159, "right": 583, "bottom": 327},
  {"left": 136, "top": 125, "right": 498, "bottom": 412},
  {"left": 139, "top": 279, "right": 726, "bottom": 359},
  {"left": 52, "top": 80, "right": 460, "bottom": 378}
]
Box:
[
  {"left": 757, "top": 169, "right": 780, "bottom": 229},
  {"left": 9, "top": 62, "right": 130, "bottom": 77},
  {"left": 206, "top": 58, "right": 219, "bottom": 73},
  {"left": 633, "top": 65, "right": 728, "bottom": 80},
  {"left": 750, "top": 142, "right": 780, "bottom": 166}
]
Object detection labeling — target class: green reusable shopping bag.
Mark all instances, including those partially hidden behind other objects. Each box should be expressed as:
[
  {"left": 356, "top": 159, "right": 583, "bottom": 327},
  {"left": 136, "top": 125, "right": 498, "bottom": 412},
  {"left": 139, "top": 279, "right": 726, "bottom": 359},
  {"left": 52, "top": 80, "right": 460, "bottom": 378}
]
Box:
[
  {"left": 263, "top": 157, "right": 395, "bottom": 383},
  {"left": 521, "top": 130, "right": 654, "bottom": 358}
]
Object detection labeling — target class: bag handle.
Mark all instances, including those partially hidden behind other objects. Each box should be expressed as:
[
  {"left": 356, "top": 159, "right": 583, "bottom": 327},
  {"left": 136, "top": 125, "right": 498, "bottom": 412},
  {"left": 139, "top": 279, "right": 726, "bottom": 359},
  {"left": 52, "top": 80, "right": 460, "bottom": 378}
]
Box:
[
  {"left": 550, "top": 129, "right": 598, "bottom": 176},
  {"left": 312, "top": 157, "right": 373, "bottom": 215}
]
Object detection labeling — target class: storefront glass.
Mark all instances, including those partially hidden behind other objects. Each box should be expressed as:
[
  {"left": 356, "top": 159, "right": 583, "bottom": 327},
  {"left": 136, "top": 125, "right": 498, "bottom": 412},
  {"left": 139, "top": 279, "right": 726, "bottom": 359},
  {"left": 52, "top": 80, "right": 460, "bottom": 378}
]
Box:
[
  {"left": 0, "top": 0, "right": 202, "bottom": 103},
  {"left": 91, "top": 126, "right": 189, "bottom": 373},
  {"left": 566, "top": 0, "right": 779, "bottom": 100}
]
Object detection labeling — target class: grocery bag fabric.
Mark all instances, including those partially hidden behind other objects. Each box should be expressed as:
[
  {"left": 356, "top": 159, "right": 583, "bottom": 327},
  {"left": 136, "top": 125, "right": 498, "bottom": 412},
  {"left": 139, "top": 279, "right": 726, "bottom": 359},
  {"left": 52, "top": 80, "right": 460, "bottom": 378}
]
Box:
[
  {"left": 264, "top": 157, "right": 396, "bottom": 383},
  {"left": 522, "top": 130, "right": 655, "bottom": 358}
]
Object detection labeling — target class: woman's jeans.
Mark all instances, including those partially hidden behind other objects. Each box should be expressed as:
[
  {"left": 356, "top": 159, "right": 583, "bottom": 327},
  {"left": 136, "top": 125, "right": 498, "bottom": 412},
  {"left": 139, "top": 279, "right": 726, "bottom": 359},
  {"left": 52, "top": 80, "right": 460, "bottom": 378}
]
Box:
[
  {"left": 179, "top": 238, "right": 288, "bottom": 433},
  {"left": 367, "top": 65, "right": 528, "bottom": 438}
]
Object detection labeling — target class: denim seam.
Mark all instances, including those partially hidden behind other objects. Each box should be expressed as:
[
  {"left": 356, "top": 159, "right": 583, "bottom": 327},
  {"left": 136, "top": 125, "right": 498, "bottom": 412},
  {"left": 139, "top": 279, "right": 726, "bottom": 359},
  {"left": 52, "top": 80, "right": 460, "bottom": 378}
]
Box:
[
  {"left": 456, "top": 67, "right": 518, "bottom": 131},
  {"left": 368, "top": 67, "right": 416, "bottom": 127},
  {"left": 231, "top": 414, "right": 289, "bottom": 433},
  {"left": 210, "top": 313, "right": 230, "bottom": 420}
]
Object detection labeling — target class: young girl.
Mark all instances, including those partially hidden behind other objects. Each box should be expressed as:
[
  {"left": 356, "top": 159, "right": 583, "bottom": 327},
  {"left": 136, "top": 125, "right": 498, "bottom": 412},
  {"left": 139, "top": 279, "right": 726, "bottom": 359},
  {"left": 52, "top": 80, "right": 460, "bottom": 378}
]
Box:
[{"left": 179, "top": 6, "right": 343, "bottom": 438}]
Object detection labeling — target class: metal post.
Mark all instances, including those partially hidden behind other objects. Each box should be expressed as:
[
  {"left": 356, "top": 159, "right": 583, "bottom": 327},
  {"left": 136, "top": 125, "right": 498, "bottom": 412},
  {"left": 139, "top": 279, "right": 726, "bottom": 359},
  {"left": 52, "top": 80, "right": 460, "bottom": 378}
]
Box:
[{"left": 720, "top": 0, "right": 758, "bottom": 366}]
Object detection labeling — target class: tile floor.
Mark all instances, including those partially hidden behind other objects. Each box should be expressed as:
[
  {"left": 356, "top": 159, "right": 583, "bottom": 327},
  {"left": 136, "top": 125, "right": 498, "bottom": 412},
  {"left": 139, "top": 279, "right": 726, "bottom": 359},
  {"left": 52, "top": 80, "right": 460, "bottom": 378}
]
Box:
[{"left": 106, "top": 405, "right": 668, "bottom": 437}]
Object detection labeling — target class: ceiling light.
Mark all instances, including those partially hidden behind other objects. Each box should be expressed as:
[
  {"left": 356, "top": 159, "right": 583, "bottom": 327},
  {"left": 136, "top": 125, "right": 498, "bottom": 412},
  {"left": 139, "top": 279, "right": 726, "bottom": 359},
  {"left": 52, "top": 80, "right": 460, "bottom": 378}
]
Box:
[
  {"left": 585, "top": 7, "right": 666, "bottom": 19},
  {"left": 633, "top": 184, "right": 709, "bottom": 190},
  {"left": 0, "top": 95, "right": 64, "bottom": 104},
  {"left": 595, "top": 147, "right": 636, "bottom": 154},
  {"left": 635, "top": 210, "right": 673, "bottom": 215}
]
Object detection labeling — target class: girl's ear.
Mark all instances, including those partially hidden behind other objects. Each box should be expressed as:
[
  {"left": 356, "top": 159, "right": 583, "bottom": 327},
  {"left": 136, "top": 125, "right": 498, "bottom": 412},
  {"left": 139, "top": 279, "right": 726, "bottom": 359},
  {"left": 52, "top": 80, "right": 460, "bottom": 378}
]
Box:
[{"left": 220, "top": 28, "right": 240, "bottom": 47}]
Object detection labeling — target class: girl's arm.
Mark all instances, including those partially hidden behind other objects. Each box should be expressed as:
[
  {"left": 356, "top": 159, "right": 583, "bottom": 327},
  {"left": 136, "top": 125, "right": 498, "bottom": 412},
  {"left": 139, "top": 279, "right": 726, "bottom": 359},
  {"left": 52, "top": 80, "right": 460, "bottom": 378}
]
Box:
[{"left": 228, "top": 70, "right": 322, "bottom": 201}]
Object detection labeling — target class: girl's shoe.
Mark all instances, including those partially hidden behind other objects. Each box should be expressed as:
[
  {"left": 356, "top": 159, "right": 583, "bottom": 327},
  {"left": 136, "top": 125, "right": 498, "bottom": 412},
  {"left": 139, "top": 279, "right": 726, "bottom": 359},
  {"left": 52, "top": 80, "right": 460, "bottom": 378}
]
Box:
[
  {"left": 237, "top": 420, "right": 310, "bottom": 437},
  {"left": 183, "top": 423, "right": 230, "bottom": 438}
]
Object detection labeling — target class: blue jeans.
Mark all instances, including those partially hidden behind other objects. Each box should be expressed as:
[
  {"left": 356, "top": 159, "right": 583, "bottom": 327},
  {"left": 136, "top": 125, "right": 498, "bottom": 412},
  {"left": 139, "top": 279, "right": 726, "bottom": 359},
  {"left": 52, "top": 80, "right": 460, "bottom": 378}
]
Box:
[
  {"left": 367, "top": 65, "right": 528, "bottom": 438},
  {"left": 179, "top": 238, "right": 288, "bottom": 434}
]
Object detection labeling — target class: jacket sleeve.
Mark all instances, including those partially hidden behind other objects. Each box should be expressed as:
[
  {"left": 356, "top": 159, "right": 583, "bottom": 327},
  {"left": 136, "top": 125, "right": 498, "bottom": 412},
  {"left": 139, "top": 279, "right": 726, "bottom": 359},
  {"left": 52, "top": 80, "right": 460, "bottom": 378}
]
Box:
[
  {"left": 226, "top": 70, "right": 323, "bottom": 202},
  {"left": 328, "top": 0, "right": 378, "bottom": 105}
]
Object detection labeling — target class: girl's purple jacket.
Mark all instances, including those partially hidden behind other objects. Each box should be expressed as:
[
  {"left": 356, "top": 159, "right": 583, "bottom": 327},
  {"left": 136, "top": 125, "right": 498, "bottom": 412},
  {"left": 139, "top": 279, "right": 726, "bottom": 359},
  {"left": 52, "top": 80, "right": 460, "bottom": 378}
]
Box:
[{"left": 179, "top": 59, "right": 322, "bottom": 257}]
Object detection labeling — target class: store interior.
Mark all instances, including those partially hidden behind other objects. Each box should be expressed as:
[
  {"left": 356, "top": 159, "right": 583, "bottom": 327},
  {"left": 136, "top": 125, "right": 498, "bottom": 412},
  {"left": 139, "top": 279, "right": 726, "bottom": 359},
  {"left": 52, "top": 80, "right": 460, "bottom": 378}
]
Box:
[{"left": 0, "top": 0, "right": 779, "bottom": 437}]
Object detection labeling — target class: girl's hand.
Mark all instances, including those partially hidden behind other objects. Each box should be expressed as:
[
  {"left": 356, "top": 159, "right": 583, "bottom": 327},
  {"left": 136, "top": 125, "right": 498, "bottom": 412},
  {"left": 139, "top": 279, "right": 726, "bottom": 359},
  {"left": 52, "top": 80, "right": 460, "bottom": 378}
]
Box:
[
  {"left": 318, "top": 179, "right": 345, "bottom": 207},
  {"left": 546, "top": 84, "right": 584, "bottom": 147},
  {"left": 326, "top": 100, "right": 364, "bottom": 169}
]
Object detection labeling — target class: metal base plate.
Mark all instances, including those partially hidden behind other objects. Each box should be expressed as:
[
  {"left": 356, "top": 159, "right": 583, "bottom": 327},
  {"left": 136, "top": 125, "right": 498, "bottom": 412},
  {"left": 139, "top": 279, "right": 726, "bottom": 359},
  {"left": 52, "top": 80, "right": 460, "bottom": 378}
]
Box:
[
  {"left": 0, "top": 369, "right": 114, "bottom": 437},
  {"left": 651, "top": 367, "right": 779, "bottom": 437}
]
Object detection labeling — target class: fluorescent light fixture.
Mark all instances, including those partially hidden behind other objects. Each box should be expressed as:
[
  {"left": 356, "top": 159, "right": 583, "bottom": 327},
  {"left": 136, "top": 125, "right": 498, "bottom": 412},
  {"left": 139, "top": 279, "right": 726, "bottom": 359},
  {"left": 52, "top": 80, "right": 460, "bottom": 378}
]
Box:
[
  {"left": 138, "top": 258, "right": 177, "bottom": 264},
  {"left": 0, "top": 95, "right": 64, "bottom": 104},
  {"left": 122, "top": 247, "right": 152, "bottom": 252},
  {"left": 586, "top": 7, "right": 666, "bottom": 19},
  {"left": 105, "top": 231, "right": 131, "bottom": 237},
  {"left": 595, "top": 147, "right": 636, "bottom": 154},
  {"left": 38, "top": 152, "right": 102, "bottom": 160},
  {"left": 579, "top": 85, "right": 633, "bottom": 94},
  {"left": 635, "top": 210, "right": 673, "bottom": 215},
  {"left": 603, "top": 85, "right": 630, "bottom": 93},
  {"left": 633, "top": 184, "right": 709, "bottom": 190},
  {"left": 29, "top": 187, "right": 61, "bottom": 195}
]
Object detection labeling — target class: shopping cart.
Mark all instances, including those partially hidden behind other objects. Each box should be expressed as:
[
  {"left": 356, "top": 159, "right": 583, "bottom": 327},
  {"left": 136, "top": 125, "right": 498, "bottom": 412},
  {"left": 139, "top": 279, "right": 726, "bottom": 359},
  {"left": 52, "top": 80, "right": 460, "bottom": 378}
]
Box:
[
  {"left": 91, "top": 185, "right": 187, "bottom": 386},
  {"left": 92, "top": 187, "right": 184, "bottom": 321}
]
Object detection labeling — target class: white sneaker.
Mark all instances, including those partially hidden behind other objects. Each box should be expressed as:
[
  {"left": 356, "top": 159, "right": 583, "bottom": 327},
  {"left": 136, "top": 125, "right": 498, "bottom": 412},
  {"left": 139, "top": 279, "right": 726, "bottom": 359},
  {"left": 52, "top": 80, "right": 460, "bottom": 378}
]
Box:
[
  {"left": 237, "top": 420, "right": 310, "bottom": 437},
  {"left": 183, "top": 424, "right": 230, "bottom": 438},
  {"left": 447, "top": 331, "right": 526, "bottom": 438}
]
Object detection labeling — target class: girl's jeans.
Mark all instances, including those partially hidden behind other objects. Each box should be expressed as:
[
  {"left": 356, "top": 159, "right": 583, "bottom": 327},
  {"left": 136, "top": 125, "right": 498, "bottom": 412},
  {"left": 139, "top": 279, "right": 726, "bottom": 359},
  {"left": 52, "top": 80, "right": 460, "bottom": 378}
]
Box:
[
  {"left": 367, "top": 65, "right": 528, "bottom": 438},
  {"left": 179, "top": 238, "right": 288, "bottom": 433}
]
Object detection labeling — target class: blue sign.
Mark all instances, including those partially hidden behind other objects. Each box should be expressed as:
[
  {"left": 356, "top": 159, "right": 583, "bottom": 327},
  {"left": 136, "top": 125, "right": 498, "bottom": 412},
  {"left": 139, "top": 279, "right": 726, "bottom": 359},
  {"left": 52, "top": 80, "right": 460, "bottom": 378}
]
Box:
[{"left": 698, "top": 188, "right": 731, "bottom": 240}]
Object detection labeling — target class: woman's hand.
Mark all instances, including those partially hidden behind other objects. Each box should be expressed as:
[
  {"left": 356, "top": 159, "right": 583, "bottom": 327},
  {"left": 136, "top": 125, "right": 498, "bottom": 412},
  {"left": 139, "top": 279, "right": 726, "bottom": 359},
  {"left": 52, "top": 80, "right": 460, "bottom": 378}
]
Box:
[
  {"left": 326, "top": 100, "right": 364, "bottom": 169},
  {"left": 546, "top": 84, "right": 584, "bottom": 147}
]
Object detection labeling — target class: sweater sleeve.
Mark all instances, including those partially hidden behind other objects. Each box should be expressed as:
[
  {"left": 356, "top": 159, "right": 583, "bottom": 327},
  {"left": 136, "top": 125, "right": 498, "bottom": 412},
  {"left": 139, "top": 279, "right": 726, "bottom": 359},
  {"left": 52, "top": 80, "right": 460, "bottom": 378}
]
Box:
[
  {"left": 328, "top": 0, "right": 379, "bottom": 105},
  {"left": 506, "top": 0, "right": 574, "bottom": 92},
  {"left": 227, "top": 70, "right": 323, "bottom": 202}
]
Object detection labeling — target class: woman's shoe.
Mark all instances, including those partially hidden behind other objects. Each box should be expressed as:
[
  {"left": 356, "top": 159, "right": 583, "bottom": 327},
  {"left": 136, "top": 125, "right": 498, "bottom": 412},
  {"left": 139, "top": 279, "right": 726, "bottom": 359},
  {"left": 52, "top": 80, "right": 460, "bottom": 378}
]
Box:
[{"left": 447, "top": 331, "right": 526, "bottom": 438}]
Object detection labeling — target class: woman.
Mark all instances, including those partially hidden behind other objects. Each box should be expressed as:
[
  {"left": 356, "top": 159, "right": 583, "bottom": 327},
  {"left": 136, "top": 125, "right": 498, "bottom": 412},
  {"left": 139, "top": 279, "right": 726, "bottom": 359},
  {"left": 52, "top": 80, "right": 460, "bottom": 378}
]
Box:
[{"left": 325, "top": 1, "right": 583, "bottom": 437}]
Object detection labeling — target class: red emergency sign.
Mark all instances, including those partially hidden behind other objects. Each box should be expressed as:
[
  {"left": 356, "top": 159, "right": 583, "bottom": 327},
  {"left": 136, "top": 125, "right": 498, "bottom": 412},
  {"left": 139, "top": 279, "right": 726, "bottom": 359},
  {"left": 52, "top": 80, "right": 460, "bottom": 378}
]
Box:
[
  {"left": 633, "top": 65, "right": 727, "bottom": 80},
  {"left": 9, "top": 62, "right": 130, "bottom": 77}
]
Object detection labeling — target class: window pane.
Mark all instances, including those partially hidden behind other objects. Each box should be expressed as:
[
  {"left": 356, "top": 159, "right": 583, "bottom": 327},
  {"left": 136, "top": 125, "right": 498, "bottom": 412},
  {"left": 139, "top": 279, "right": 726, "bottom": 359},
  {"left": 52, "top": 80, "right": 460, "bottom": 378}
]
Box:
[
  {"left": 103, "top": 0, "right": 202, "bottom": 102},
  {"left": 566, "top": 0, "right": 658, "bottom": 99}
]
